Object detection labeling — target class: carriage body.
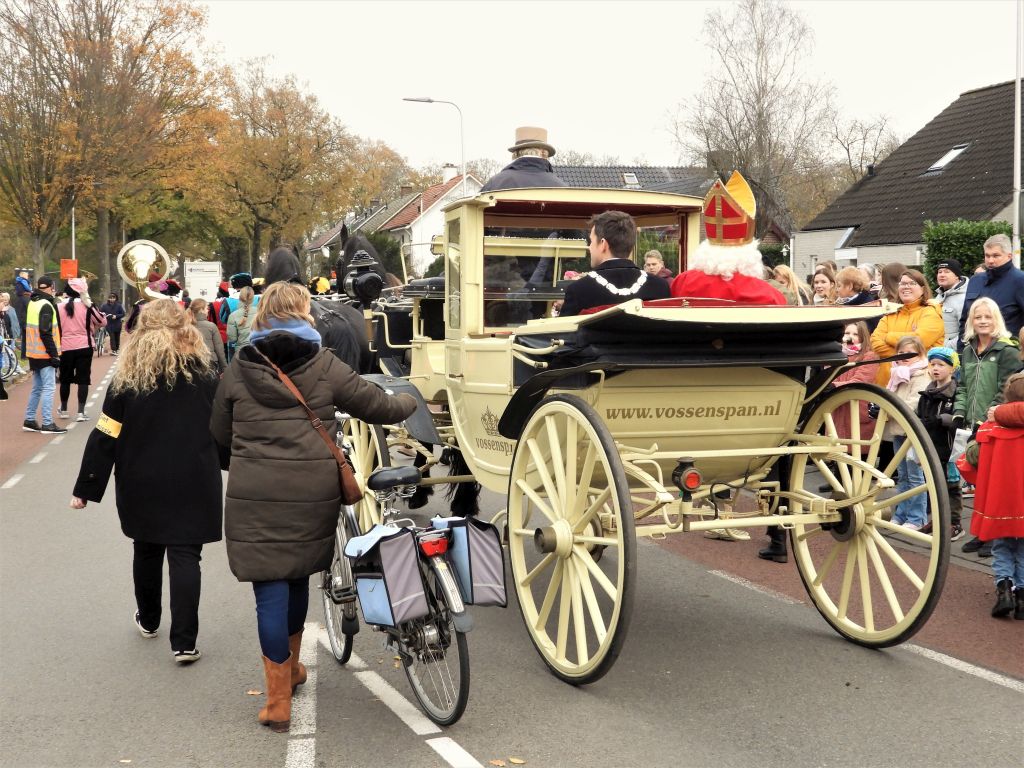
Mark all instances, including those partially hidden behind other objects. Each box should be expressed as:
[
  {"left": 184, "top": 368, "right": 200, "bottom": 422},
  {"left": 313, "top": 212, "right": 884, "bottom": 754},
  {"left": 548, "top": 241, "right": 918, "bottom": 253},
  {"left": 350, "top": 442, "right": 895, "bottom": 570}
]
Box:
[{"left": 347, "top": 186, "right": 949, "bottom": 685}]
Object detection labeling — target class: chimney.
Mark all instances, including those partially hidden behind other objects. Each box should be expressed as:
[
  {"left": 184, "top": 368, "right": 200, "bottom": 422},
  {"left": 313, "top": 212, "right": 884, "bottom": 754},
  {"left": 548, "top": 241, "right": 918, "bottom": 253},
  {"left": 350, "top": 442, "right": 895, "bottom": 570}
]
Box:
[
  {"left": 400, "top": 184, "right": 413, "bottom": 197},
  {"left": 866, "top": 164, "right": 876, "bottom": 177},
  {"left": 370, "top": 198, "right": 381, "bottom": 209},
  {"left": 442, "top": 163, "right": 458, "bottom": 184}
]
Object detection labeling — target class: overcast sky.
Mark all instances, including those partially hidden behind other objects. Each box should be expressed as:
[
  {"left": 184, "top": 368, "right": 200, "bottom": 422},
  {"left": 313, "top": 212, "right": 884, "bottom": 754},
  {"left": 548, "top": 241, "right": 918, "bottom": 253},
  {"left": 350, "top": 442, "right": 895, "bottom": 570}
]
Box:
[{"left": 201, "top": 0, "right": 1021, "bottom": 170}]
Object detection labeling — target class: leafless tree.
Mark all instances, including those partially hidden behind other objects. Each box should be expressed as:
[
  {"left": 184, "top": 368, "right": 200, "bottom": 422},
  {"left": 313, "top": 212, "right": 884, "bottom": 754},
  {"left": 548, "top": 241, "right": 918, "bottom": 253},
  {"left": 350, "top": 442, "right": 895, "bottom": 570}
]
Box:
[
  {"left": 831, "top": 115, "right": 901, "bottom": 184},
  {"left": 673, "top": 0, "right": 833, "bottom": 235}
]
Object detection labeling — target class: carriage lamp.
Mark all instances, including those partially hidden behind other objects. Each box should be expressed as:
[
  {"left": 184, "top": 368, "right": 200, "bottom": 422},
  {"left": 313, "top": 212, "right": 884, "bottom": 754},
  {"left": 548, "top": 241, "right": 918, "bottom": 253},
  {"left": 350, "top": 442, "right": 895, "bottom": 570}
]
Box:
[
  {"left": 343, "top": 249, "right": 384, "bottom": 305},
  {"left": 672, "top": 458, "right": 702, "bottom": 498}
]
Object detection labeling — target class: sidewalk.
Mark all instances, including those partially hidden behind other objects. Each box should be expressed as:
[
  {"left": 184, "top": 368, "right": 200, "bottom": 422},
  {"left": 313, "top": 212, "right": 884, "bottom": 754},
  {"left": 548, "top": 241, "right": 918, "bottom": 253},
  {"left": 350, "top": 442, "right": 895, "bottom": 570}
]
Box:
[{"left": 0, "top": 353, "right": 118, "bottom": 485}]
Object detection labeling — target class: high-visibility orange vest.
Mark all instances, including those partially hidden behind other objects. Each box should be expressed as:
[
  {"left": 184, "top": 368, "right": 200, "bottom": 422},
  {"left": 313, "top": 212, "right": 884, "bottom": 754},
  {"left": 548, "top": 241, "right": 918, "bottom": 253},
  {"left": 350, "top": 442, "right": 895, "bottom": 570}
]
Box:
[{"left": 25, "top": 296, "right": 61, "bottom": 359}]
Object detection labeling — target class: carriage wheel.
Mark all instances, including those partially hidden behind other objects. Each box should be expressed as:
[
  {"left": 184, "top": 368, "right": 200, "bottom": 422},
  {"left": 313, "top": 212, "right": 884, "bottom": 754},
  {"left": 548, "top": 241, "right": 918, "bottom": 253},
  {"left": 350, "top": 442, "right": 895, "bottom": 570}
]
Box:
[
  {"left": 341, "top": 420, "right": 390, "bottom": 532},
  {"left": 790, "top": 383, "right": 949, "bottom": 647},
  {"left": 507, "top": 394, "right": 635, "bottom": 684}
]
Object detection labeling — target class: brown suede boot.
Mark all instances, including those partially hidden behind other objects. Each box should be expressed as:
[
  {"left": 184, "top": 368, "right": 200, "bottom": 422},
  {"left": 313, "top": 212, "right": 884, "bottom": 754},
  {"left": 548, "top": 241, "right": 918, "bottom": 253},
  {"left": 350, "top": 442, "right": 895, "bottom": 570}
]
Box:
[
  {"left": 258, "top": 655, "right": 292, "bottom": 733},
  {"left": 288, "top": 631, "right": 307, "bottom": 692}
]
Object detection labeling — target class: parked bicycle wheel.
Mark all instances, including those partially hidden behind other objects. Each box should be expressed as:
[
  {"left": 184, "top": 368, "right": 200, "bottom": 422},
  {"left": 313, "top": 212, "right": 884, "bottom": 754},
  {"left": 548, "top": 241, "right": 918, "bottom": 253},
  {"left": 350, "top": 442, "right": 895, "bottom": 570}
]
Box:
[
  {"left": 1, "top": 342, "right": 18, "bottom": 382},
  {"left": 322, "top": 507, "right": 359, "bottom": 664},
  {"left": 399, "top": 568, "right": 470, "bottom": 726}
]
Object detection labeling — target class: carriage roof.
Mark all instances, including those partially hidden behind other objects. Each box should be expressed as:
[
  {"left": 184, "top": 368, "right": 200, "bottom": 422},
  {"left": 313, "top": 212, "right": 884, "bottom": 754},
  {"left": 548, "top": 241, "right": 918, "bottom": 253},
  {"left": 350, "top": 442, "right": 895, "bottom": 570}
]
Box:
[{"left": 443, "top": 186, "right": 704, "bottom": 223}]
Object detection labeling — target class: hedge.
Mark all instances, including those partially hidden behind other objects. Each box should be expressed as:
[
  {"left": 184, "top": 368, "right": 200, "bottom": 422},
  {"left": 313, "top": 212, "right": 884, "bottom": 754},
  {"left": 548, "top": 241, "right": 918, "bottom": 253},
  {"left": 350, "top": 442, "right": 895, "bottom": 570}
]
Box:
[
  {"left": 758, "top": 243, "right": 786, "bottom": 268},
  {"left": 921, "top": 219, "right": 1012, "bottom": 288}
]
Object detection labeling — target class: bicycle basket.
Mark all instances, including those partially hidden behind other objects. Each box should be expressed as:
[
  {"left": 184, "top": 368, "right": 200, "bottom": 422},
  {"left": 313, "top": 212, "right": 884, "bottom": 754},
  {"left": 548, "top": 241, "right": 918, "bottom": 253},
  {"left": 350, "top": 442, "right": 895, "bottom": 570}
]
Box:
[
  {"left": 431, "top": 516, "right": 507, "bottom": 607},
  {"left": 344, "top": 525, "right": 429, "bottom": 627}
]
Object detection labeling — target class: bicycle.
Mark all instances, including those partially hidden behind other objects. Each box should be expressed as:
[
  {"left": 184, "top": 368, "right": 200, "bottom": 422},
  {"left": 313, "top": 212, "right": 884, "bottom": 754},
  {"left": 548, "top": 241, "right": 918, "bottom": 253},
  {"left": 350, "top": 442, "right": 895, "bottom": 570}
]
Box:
[
  {"left": 321, "top": 430, "right": 472, "bottom": 726},
  {"left": 1, "top": 334, "right": 21, "bottom": 382},
  {"left": 94, "top": 325, "right": 108, "bottom": 356}
]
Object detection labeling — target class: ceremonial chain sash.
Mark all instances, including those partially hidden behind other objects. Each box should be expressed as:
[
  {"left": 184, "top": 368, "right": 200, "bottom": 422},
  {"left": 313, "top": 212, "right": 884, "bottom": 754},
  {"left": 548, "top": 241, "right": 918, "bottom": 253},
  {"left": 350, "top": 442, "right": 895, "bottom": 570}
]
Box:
[{"left": 586, "top": 270, "right": 648, "bottom": 296}]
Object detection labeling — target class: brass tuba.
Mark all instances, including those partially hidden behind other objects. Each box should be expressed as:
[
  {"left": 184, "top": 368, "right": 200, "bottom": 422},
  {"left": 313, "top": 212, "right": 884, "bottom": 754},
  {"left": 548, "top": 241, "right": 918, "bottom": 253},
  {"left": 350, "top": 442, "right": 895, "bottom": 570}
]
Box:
[{"left": 116, "top": 239, "right": 171, "bottom": 301}]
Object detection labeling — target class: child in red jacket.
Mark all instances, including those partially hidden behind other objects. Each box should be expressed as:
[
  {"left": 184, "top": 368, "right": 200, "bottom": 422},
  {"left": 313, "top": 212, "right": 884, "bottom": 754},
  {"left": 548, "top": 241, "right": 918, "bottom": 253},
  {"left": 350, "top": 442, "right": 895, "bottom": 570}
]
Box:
[{"left": 958, "top": 372, "right": 1024, "bottom": 618}]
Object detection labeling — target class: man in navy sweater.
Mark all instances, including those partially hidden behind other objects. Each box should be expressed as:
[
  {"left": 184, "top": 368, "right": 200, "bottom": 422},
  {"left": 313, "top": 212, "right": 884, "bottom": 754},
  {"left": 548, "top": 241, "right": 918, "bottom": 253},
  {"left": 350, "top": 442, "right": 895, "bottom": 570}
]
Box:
[{"left": 958, "top": 234, "right": 1024, "bottom": 350}]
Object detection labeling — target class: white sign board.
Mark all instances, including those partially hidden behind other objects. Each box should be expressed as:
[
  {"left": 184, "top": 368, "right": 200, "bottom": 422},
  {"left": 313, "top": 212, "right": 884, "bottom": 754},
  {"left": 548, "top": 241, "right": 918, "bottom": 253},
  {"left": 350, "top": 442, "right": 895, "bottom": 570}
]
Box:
[{"left": 184, "top": 261, "right": 222, "bottom": 301}]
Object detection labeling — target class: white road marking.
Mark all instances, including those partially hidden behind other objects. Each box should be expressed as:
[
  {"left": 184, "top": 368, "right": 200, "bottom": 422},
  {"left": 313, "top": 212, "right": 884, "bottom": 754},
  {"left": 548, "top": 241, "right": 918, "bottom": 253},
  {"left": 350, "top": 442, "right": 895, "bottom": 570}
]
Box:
[
  {"left": 284, "top": 738, "right": 314, "bottom": 768},
  {"left": 426, "top": 738, "right": 484, "bottom": 768},
  {"left": 29, "top": 452, "right": 46, "bottom": 464},
  {"left": 709, "top": 569, "right": 802, "bottom": 605},
  {"left": 903, "top": 644, "right": 1024, "bottom": 694},
  {"left": 66, "top": 422, "right": 77, "bottom": 431},
  {"left": 353, "top": 670, "right": 441, "bottom": 736},
  {"left": 50, "top": 436, "right": 64, "bottom": 445},
  {"left": 2, "top": 474, "right": 24, "bottom": 489}
]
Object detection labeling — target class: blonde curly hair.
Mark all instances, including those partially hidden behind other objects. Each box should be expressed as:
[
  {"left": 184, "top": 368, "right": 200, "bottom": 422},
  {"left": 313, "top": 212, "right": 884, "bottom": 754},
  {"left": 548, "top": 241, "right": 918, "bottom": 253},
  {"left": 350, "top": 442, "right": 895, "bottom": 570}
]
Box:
[{"left": 111, "top": 299, "right": 212, "bottom": 395}]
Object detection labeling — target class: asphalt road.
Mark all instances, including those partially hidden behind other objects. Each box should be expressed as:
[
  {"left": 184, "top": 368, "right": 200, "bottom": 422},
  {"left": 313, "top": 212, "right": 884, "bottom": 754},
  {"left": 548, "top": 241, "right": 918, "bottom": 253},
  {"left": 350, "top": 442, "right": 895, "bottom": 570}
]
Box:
[{"left": 1, "top": 365, "right": 1021, "bottom": 768}]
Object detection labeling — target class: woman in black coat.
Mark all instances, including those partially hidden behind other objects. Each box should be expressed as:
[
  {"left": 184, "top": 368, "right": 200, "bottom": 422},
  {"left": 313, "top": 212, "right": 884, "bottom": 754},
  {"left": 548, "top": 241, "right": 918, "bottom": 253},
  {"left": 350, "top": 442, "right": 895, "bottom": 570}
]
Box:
[
  {"left": 98, "top": 292, "right": 126, "bottom": 354},
  {"left": 71, "top": 299, "right": 222, "bottom": 664}
]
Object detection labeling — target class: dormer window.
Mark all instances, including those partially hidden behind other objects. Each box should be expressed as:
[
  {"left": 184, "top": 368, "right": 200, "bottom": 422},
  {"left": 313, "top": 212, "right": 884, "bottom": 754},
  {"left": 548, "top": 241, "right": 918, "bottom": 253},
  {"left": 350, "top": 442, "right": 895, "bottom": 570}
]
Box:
[{"left": 926, "top": 143, "right": 969, "bottom": 173}]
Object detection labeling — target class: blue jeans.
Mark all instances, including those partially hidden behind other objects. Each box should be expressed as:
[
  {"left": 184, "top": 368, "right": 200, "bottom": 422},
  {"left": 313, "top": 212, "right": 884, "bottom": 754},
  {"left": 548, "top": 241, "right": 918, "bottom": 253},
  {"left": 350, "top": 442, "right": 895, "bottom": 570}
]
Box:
[
  {"left": 252, "top": 578, "right": 309, "bottom": 663},
  {"left": 891, "top": 435, "right": 927, "bottom": 528},
  {"left": 24, "top": 365, "right": 55, "bottom": 425},
  {"left": 991, "top": 538, "right": 1024, "bottom": 586}
]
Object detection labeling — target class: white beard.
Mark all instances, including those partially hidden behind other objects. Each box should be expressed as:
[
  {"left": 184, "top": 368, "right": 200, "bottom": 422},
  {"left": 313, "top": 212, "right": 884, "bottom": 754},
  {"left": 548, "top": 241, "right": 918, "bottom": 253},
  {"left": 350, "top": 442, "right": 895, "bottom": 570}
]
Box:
[{"left": 687, "top": 239, "right": 764, "bottom": 280}]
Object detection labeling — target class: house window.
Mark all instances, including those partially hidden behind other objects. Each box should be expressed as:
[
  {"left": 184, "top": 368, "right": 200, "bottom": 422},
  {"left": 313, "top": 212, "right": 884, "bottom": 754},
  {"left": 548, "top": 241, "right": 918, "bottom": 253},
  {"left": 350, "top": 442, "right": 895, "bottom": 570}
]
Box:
[{"left": 925, "top": 143, "right": 969, "bottom": 173}]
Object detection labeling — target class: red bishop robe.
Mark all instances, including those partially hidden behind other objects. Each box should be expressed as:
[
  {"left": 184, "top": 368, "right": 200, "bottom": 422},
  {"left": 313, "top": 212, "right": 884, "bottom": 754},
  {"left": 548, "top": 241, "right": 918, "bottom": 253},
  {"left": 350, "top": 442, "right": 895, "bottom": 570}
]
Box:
[{"left": 670, "top": 270, "right": 787, "bottom": 305}]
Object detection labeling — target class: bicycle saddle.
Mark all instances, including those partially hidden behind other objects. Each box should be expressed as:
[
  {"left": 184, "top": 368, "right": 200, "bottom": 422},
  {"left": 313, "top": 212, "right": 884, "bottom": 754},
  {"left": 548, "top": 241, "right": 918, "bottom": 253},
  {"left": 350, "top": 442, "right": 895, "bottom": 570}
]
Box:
[{"left": 367, "top": 466, "right": 421, "bottom": 491}]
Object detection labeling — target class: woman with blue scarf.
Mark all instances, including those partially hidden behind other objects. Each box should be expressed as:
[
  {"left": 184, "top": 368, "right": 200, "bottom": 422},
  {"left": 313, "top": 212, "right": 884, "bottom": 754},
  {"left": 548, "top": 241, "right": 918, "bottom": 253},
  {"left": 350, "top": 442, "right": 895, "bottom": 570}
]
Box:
[{"left": 211, "top": 281, "right": 416, "bottom": 733}]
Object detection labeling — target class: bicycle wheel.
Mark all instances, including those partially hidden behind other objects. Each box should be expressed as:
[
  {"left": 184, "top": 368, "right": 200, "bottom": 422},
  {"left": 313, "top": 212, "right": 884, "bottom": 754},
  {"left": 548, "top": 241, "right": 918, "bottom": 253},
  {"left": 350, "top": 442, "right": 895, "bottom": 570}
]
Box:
[
  {"left": 1, "top": 343, "right": 17, "bottom": 382},
  {"left": 321, "top": 509, "right": 358, "bottom": 664},
  {"left": 400, "top": 573, "right": 470, "bottom": 726}
]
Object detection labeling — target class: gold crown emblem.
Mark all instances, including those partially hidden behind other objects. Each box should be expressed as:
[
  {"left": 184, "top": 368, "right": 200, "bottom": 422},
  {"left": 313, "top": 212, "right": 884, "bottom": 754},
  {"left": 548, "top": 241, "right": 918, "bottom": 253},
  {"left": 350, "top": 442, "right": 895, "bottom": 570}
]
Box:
[
  {"left": 481, "top": 407, "right": 500, "bottom": 437},
  {"left": 703, "top": 170, "right": 756, "bottom": 246}
]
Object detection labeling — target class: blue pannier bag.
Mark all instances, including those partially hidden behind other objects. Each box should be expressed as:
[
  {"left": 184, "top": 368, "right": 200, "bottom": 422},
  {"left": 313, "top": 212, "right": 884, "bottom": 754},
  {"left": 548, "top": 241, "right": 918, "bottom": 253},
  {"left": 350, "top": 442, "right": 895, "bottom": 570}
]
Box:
[
  {"left": 431, "top": 516, "right": 507, "bottom": 607},
  {"left": 344, "top": 525, "right": 429, "bottom": 627}
]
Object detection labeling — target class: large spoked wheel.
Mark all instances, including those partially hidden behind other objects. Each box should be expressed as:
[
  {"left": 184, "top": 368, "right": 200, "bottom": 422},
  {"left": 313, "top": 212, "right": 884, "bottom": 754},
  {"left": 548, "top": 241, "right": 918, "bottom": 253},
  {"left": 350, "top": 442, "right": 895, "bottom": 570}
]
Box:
[
  {"left": 341, "top": 420, "right": 390, "bottom": 532},
  {"left": 507, "top": 394, "right": 636, "bottom": 685},
  {"left": 321, "top": 508, "right": 358, "bottom": 664},
  {"left": 400, "top": 576, "right": 470, "bottom": 726},
  {"left": 1, "top": 342, "right": 18, "bottom": 381},
  {"left": 790, "top": 383, "right": 949, "bottom": 647}
]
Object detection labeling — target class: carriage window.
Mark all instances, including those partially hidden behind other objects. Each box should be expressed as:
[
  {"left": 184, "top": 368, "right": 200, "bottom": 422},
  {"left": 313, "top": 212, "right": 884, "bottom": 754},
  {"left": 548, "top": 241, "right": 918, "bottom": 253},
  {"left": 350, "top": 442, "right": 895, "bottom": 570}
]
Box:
[{"left": 446, "top": 218, "right": 461, "bottom": 329}]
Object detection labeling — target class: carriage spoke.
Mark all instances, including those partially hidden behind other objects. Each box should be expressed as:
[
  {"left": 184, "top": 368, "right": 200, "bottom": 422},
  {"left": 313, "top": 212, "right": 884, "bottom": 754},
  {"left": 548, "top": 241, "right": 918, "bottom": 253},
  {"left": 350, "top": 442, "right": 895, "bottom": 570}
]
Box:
[
  {"left": 837, "top": 538, "right": 859, "bottom": 621},
  {"left": 867, "top": 527, "right": 924, "bottom": 590},
  {"left": 546, "top": 416, "right": 568, "bottom": 511},
  {"left": 812, "top": 540, "right": 843, "bottom": 588},
  {"left": 579, "top": 547, "right": 617, "bottom": 600},
  {"left": 536, "top": 559, "right": 564, "bottom": 631},
  {"left": 527, "top": 438, "right": 562, "bottom": 514},
  {"left": 865, "top": 533, "right": 905, "bottom": 623},
  {"left": 883, "top": 436, "right": 911, "bottom": 477},
  {"left": 569, "top": 561, "right": 588, "bottom": 664},
  {"left": 859, "top": 415, "right": 885, "bottom": 496},
  {"left": 564, "top": 419, "right": 579, "bottom": 521},
  {"left": 872, "top": 483, "right": 929, "bottom": 510},
  {"left": 520, "top": 552, "right": 557, "bottom": 587},
  {"left": 555, "top": 562, "right": 573, "bottom": 663},
  {"left": 573, "top": 535, "right": 618, "bottom": 547},
  {"left": 849, "top": 401, "right": 863, "bottom": 490},
  {"left": 871, "top": 516, "right": 933, "bottom": 545},
  {"left": 823, "top": 414, "right": 854, "bottom": 489},
  {"left": 812, "top": 458, "right": 844, "bottom": 494},
  {"left": 572, "top": 555, "right": 607, "bottom": 645},
  {"left": 856, "top": 537, "right": 874, "bottom": 633},
  {"left": 571, "top": 443, "right": 598, "bottom": 520},
  {"left": 516, "top": 479, "right": 557, "bottom": 524},
  {"left": 572, "top": 486, "right": 611, "bottom": 533}
]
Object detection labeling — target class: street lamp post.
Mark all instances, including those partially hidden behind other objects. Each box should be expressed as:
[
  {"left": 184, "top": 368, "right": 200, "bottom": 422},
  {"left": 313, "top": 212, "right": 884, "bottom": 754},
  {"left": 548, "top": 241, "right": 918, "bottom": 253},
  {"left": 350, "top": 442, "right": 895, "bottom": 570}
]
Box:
[{"left": 402, "top": 97, "right": 466, "bottom": 198}]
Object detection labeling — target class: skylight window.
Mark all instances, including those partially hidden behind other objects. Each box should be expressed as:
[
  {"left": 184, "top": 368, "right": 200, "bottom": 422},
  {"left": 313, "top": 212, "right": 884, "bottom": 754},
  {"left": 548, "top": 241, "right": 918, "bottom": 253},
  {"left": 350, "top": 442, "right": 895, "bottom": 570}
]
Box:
[
  {"left": 926, "top": 143, "right": 969, "bottom": 172},
  {"left": 622, "top": 172, "right": 640, "bottom": 186}
]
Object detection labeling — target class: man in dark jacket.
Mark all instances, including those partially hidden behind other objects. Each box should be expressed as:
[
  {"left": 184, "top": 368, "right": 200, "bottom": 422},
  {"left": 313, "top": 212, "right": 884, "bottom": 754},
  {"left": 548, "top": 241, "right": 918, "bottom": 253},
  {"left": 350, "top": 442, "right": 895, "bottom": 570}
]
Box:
[
  {"left": 957, "top": 234, "right": 1024, "bottom": 350},
  {"left": 480, "top": 126, "right": 567, "bottom": 192},
  {"left": 559, "top": 211, "right": 670, "bottom": 317}
]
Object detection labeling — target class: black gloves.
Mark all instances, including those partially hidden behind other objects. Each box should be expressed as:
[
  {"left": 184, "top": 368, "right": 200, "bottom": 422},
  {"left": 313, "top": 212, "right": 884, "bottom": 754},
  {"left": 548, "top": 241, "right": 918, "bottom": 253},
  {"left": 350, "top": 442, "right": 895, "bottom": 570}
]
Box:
[
  {"left": 867, "top": 403, "right": 880, "bottom": 420},
  {"left": 938, "top": 413, "right": 954, "bottom": 428},
  {"left": 951, "top": 414, "right": 966, "bottom": 429}
]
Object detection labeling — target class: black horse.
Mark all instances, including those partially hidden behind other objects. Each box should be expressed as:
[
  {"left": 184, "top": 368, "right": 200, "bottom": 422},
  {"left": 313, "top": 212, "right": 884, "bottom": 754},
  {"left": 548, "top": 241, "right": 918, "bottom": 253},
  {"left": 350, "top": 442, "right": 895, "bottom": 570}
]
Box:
[
  {"left": 335, "top": 224, "right": 387, "bottom": 289},
  {"left": 264, "top": 246, "right": 373, "bottom": 374}
]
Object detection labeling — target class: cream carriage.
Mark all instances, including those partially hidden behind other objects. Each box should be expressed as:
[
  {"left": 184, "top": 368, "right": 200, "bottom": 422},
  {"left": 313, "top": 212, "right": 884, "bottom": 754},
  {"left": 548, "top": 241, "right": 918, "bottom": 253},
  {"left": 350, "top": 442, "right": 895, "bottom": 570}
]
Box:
[{"left": 340, "top": 185, "right": 950, "bottom": 685}]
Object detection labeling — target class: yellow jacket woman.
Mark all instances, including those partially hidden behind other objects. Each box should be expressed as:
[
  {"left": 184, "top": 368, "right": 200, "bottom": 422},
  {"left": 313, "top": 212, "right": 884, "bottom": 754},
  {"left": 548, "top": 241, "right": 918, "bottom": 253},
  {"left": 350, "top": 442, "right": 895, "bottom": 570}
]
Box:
[{"left": 870, "top": 269, "right": 944, "bottom": 385}]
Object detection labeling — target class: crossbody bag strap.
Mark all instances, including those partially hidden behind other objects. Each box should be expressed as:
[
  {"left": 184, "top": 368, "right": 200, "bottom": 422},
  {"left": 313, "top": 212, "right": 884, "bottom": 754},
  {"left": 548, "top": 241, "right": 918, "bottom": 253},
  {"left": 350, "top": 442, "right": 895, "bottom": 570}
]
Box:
[{"left": 251, "top": 348, "right": 347, "bottom": 465}]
